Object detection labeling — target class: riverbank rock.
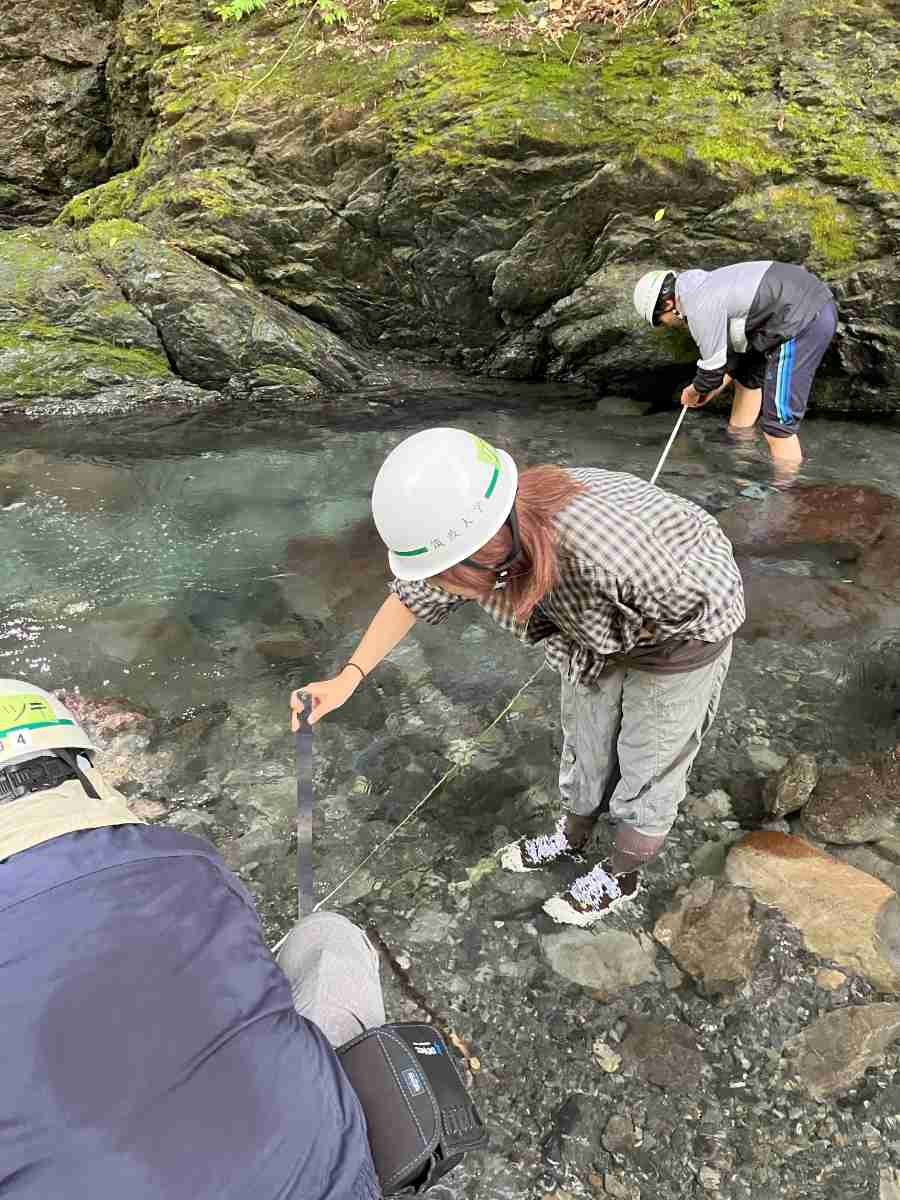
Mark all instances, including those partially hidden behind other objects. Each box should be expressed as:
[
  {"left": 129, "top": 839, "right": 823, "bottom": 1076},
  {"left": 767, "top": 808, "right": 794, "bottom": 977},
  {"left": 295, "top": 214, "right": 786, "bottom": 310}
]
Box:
[
  {"left": 0, "top": 0, "right": 117, "bottom": 228},
  {"left": 784, "top": 1003, "right": 900, "bottom": 1099},
  {"left": 764, "top": 753, "right": 819, "bottom": 818},
  {"left": 0, "top": 217, "right": 377, "bottom": 409},
  {"left": 0, "top": 226, "right": 172, "bottom": 405},
  {"left": 802, "top": 748, "right": 900, "bottom": 844},
  {"left": 653, "top": 878, "right": 762, "bottom": 996},
  {"left": 724, "top": 831, "right": 900, "bottom": 993},
  {"left": 33, "top": 0, "right": 900, "bottom": 414},
  {"left": 541, "top": 928, "right": 659, "bottom": 997}
]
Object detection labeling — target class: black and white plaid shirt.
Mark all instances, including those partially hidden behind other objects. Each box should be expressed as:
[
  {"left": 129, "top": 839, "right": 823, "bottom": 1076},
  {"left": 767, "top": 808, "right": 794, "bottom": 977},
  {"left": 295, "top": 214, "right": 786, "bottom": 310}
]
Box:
[{"left": 389, "top": 468, "right": 745, "bottom": 687}]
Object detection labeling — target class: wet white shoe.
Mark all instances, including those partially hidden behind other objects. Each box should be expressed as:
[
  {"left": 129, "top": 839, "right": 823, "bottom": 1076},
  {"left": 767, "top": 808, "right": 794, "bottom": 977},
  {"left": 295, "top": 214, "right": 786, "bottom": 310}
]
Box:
[
  {"left": 499, "top": 816, "right": 583, "bottom": 873},
  {"left": 542, "top": 861, "right": 641, "bottom": 927}
]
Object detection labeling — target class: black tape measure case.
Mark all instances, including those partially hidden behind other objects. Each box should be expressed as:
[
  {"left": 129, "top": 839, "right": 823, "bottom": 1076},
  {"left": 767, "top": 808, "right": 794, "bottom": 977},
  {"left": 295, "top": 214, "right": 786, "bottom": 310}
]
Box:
[{"left": 337, "top": 1022, "right": 489, "bottom": 1196}]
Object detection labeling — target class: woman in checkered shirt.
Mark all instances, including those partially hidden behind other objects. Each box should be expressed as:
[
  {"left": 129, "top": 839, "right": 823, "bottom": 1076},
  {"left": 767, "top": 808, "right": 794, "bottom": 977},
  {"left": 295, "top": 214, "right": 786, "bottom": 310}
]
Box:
[{"left": 291, "top": 428, "right": 745, "bottom": 926}]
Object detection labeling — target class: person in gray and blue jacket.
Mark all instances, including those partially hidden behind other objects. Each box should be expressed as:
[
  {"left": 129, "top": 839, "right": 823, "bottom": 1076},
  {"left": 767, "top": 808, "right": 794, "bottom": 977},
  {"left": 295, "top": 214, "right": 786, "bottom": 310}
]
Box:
[{"left": 634, "top": 262, "right": 838, "bottom": 471}]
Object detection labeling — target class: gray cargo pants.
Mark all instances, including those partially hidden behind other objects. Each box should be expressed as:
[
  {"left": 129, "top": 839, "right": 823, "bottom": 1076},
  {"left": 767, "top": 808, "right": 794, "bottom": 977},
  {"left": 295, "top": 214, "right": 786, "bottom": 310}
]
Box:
[
  {"left": 278, "top": 912, "right": 386, "bottom": 1047},
  {"left": 559, "top": 642, "right": 732, "bottom": 840}
]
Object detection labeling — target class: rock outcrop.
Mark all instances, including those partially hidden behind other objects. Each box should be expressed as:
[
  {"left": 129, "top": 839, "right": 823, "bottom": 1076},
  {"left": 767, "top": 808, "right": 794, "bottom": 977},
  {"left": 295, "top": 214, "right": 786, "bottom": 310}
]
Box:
[{"left": 2, "top": 0, "right": 900, "bottom": 410}]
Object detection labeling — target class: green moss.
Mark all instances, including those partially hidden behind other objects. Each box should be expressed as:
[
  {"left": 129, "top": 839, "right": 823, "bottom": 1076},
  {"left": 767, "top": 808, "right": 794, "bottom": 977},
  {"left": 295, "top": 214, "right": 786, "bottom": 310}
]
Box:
[
  {"left": 81, "top": 218, "right": 149, "bottom": 251},
  {"left": 0, "top": 231, "right": 70, "bottom": 294},
  {"left": 251, "top": 363, "right": 320, "bottom": 390},
  {"left": 63, "top": 0, "right": 895, "bottom": 227},
  {"left": 94, "top": 300, "right": 144, "bottom": 322},
  {"left": 0, "top": 320, "right": 170, "bottom": 403},
  {"left": 0, "top": 182, "right": 20, "bottom": 210},
  {"left": 378, "top": 0, "right": 446, "bottom": 33},
  {"left": 137, "top": 168, "right": 243, "bottom": 218},
  {"left": 765, "top": 185, "right": 861, "bottom": 266},
  {"left": 659, "top": 323, "right": 700, "bottom": 364},
  {"left": 58, "top": 164, "right": 149, "bottom": 227}
]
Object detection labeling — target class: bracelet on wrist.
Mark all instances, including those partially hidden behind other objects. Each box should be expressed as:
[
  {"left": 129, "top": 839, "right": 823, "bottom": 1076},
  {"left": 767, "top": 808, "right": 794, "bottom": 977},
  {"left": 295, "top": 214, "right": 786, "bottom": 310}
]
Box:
[{"left": 343, "top": 661, "right": 366, "bottom": 683}]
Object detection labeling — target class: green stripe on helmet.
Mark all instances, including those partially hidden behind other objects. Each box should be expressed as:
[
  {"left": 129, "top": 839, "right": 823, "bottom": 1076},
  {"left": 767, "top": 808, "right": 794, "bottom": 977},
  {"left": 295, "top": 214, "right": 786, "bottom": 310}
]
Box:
[
  {"left": 0, "top": 717, "right": 75, "bottom": 739},
  {"left": 394, "top": 546, "right": 429, "bottom": 557},
  {"left": 484, "top": 466, "right": 499, "bottom": 499}
]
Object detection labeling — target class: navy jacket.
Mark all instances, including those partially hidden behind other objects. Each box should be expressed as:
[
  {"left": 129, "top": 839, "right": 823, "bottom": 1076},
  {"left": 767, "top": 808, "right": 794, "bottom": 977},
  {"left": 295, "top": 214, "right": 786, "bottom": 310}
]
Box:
[{"left": 0, "top": 824, "right": 381, "bottom": 1200}]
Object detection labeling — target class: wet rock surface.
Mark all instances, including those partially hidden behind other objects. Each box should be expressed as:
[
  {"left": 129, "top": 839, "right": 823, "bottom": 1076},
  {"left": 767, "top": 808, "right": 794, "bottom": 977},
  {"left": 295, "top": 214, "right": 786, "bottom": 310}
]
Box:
[
  {"left": 802, "top": 747, "right": 900, "bottom": 844},
  {"left": 725, "top": 831, "right": 900, "bottom": 993},
  {"left": 765, "top": 753, "right": 820, "bottom": 818},
  {"left": 653, "top": 878, "right": 762, "bottom": 997},
  {"left": 785, "top": 1004, "right": 900, "bottom": 1100}
]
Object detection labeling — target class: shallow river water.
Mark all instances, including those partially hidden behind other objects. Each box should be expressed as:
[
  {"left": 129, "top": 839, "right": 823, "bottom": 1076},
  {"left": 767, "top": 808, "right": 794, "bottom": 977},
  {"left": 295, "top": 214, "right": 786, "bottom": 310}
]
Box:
[{"left": 3, "top": 384, "right": 900, "bottom": 1198}]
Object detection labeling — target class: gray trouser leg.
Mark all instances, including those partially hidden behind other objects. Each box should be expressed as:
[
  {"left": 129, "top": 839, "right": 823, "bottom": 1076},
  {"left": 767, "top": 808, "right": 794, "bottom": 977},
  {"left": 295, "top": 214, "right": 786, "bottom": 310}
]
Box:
[
  {"left": 277, "top": 912, "right": 386, "bottom": 1047},
  {"left": 559, "top": 666, "right": 626, "bottom": 817},
  {"left": 608, "top": 643, "right": 732, "bottom": 837},
  {"left": 559, "top": 643, "right": 732, "bottom": 838}
]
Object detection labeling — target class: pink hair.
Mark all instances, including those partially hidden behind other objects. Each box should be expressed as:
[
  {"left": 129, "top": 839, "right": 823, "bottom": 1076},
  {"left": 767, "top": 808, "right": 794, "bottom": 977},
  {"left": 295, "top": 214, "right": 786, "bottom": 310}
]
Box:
[{"left": 433, "top": 464, "right": 586, "bottom": 622}]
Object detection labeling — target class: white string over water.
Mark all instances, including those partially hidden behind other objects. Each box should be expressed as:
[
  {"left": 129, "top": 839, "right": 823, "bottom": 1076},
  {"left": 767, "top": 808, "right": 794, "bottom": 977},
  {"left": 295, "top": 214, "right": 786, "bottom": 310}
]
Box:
[
  {"left": 269, "top": 405, "right": 690, "bottom": 947},
  {"left": 649, "top": 404, "right": 688, "bottom": 486}
]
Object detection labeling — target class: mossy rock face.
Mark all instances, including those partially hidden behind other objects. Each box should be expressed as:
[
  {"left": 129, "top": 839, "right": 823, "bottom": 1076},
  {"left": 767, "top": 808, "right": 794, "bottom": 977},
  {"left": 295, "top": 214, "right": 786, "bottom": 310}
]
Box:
[
  {"left": 78, "top": 219, "right": 371, "bottom": 391},
  {"left": 34, "top": 0, "right": 900, "bottom": 408},
  {"left": 0, "top": 0, "right": 118, "bottom": 226},
  {"left": 0, "top": 225, "right": 174, "bottom": 405},
  {"left": 0, "top": 218, "right": 371, "bottom": 407},
  {"left": 0, "top": 327, "right": 171, "bottom": 404}
]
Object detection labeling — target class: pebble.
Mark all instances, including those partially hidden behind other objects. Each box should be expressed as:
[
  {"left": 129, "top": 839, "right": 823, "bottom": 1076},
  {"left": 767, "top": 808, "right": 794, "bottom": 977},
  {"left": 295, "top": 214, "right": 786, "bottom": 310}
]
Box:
[{"left": 592, "top": 1039, "right": 622, "bottom": 1074}]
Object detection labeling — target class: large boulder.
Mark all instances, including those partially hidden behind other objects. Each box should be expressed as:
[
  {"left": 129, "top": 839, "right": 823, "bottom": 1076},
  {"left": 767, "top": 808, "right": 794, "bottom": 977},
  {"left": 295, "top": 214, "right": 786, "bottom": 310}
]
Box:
[
  {"left": 0, "top": 226, "right": 170, "bottom": 405},
  {"left": 725, "top": 831, "right": 900, "bottom": 993},
  {"left": 0, "top": 218, "right": 376, "bottom": 408}
]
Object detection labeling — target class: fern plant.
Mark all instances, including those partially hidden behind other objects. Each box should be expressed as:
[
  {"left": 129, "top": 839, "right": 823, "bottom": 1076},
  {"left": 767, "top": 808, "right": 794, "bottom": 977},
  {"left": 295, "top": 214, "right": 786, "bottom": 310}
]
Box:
[{"left": 211, "top": 0, "right": 349, "bottom": 26}]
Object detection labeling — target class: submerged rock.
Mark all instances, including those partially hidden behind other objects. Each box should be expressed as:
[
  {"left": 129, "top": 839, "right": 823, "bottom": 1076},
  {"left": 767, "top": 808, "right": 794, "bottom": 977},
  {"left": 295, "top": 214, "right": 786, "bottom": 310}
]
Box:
[
  {"left": 830, "top": 839, "right": 900, "bottom": 895},
  {"left": 0, "top": 449, "right": 136, "bottom": 513},
  {"left": 653, "top": 878, "right": 761, "bottom": 996},
  {"left": 619, "top": 1017, "right": 706, "bottom": 1093},
  {"left": 541, "top": 927, "right": 659, "bottom": 997},
  {"left": 764, "top": 753, "right": 819, "bottom": 818},
  {"left": 784, "top": 1003, "right": 900, "bottom": 1099},
  {"left": 601, "top": 1113, "right": 642, "bottom": 1154},
  {"left": 802, "top": 748, "right": 900, "bottom": 844},
  {"left": 724, "top": 485, "right": 900, "bottom": 644},
  {"left": 724, "top": 831, "right": 900, "bottom": 992}
]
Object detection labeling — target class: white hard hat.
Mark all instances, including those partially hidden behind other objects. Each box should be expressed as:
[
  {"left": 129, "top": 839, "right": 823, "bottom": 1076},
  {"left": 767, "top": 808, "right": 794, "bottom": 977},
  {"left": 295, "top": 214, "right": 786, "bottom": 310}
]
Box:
[
  {"left": 372, "top": 428, "right": 518, "bottom": 581},
  {"left": 633, "top": 269, "right": 674, "bottom": 326},
  {"left": 0, "top": 680, "right": 95, "bottom": 770}
]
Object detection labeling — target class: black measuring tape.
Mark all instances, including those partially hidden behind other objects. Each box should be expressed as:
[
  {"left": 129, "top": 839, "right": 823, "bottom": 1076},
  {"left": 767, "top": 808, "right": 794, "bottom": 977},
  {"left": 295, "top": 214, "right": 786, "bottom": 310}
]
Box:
[{"left": 295, "top": 694, "right": 314, "bottom": 917}]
